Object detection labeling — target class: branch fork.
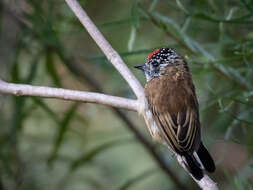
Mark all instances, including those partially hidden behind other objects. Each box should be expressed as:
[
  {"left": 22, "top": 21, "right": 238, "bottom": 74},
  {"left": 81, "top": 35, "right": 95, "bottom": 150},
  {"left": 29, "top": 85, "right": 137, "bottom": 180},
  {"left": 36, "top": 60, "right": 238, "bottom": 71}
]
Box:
[{"left": 0, "top": 0, "right": 218, "bottom": 189}]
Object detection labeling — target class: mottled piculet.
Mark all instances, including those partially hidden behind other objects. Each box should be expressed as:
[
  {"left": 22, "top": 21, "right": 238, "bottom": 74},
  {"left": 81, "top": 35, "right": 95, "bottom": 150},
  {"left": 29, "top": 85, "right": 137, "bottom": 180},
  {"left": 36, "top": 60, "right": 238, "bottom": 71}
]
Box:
[{"left": 134, "top": 48, "right": 215, "bottom": 180}]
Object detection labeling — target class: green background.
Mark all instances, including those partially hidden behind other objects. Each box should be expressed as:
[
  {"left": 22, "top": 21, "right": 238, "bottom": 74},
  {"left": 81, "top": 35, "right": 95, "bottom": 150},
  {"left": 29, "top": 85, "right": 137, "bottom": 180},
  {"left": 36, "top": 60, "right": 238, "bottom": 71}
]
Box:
[{"left": 0, "top": 0, "right": 253, "bottom": 189}]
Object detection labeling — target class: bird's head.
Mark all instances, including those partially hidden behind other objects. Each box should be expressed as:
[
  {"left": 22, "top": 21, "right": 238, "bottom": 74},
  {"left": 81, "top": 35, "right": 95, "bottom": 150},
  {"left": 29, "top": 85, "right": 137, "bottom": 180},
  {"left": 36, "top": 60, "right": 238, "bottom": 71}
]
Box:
[{"left": 134, "top": 48, "right": 183, "bottom": 81}]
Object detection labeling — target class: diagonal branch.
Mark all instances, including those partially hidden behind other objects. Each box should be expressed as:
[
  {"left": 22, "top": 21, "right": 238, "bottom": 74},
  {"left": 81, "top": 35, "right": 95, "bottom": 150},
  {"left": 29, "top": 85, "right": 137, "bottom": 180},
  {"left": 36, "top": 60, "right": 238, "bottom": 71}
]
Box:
[
  {"left": 0, "top": 79, "right": 138, "bottom": 111},
  {"left": 65, "top": 0, "right": 144, "bottom": 100}
]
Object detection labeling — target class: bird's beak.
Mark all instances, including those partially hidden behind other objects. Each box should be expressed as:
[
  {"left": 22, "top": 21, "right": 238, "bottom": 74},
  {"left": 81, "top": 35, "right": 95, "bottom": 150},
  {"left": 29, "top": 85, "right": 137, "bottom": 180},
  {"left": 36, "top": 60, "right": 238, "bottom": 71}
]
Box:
[{"left": 134, "top": 64, "right": 146, "bottom": 71}]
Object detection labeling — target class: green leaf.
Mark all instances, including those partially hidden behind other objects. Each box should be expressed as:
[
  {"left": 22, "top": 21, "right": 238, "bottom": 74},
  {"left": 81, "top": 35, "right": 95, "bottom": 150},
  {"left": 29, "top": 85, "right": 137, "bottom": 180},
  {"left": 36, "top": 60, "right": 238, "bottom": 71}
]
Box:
[
  {"left": 175, "top": 0, "right": 189, "bottom": 14},
  {"left": 192, "top": 12, "right": 253, "bottom": 24},
  {"left": 31, "top": 98, "right": 59, "bottom": 124},
  {"left": 240, "top": 0, "right": 253, "bottom": 13},
  {"left": 45, "top": 51, "right": 62, "bottom": 87},
  {"left": 190, "top": 39, "right": 215, "bottom": 61},
  {"left": 99, "top": 18, "right": 134, "bottom": 28},
  {"left": 27, "top": 0, "right": 44, "bottom": 14},
  {"left": 151, "top": 12, "right": 197, "bottom": 53},
  {"left": 11, "top": 63, "right": 20, "bottom": 84},
  {"left": 48, "top": 103, "right": 80, "bottom": 164},
  {"left": 87, "top": 48, "right": 169, "bottom": 62},
  {"left": 117, "top": 168, "right": 157, "bottom": 190},
  {"left": 131, "top": 0, "right": 140, "bottom": 28},
  {"left": 10, "top": 97, "right": 26, "bottom": 143},
  {"left": 181, "top": 17, "right": 191, "bottom": 33},
  {"left": 10, "top": 47, "right": 40, "bottom": 143},
  {"left": 231, "top": 177, "right": 253, "bottom": 190},
  {"left": 22, "top": 104, "right": 39, "bottom": 119},
  {"left": 170, "top": 1, "right": 253, "bottom": 24},
  {"left": 148, "top": 0, "right": 158, "bottom": 12},
  {"left": 152, "top": 12, "right": 182, "bottom": 39},
  {"left": 70, "top": 138, "right": 133, "bottom": 171},
  {"left": 215, "top": 64, "right": 252, "bottom": 89},
  {"left": 25, "top": 53, "right": 41, "bottom": 84},
  {"left": 128, "top": 26, "right": 136, "bottom": 51}
]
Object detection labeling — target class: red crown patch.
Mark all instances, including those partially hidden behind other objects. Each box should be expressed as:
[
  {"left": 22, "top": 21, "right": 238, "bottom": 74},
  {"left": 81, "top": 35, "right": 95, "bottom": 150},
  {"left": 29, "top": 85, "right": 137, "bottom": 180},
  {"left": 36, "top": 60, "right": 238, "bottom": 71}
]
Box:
[{"left": 147, "top": 49, "right": 160, "bottom": 61}]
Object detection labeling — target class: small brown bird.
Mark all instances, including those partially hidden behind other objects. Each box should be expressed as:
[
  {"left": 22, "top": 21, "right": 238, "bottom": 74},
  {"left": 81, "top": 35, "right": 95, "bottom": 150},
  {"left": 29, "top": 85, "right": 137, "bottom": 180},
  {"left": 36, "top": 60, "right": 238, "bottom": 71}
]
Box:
[{"left": 134, "top": 48, "right": 215, "bottom": 180}]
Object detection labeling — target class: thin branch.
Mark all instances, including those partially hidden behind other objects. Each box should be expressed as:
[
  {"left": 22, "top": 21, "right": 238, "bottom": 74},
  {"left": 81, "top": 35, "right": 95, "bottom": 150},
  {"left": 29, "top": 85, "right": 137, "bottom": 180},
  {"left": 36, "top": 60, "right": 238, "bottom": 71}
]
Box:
[
  {"left": 0, "top": 80, "right": 138, "bottom": 111},
  {"left": 65, "top": 0, "right": 144, "bottom": 100},
  {"left": 198, "top": 175, "right": 218, "bottom": 190}
]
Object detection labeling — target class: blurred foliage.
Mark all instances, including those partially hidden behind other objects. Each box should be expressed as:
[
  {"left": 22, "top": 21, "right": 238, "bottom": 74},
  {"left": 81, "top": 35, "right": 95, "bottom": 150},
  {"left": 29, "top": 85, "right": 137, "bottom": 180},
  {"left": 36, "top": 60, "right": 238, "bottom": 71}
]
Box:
[{"left": 0, "top": 0, "right": 253, "bottom": 189}]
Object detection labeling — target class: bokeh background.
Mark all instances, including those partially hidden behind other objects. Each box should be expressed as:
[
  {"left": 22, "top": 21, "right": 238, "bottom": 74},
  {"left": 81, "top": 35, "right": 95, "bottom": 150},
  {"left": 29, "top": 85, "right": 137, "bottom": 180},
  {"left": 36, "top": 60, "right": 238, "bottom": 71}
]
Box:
[{"left": 0, "top": 0, "right": 253, "bottom": 189}]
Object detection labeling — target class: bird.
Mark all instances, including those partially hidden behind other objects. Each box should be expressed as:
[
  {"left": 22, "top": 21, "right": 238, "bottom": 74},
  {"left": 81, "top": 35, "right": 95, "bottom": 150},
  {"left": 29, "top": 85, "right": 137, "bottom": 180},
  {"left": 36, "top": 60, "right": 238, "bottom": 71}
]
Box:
[{"left": 134, "top": 48, "right": 215, "bottom": 180}]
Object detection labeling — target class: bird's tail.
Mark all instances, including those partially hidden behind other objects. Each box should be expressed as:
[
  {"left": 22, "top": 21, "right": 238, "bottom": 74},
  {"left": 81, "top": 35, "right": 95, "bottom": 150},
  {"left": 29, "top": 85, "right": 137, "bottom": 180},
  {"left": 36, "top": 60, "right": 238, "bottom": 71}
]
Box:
[
  {"left": 183, "top": 153, "right": 203, "bottom": 180},
  {"left": 183, "top": 142, "right": 215, "bottom": 180},
  {"left": 197, "top": 142, "right": 216, "bottom": 173}
]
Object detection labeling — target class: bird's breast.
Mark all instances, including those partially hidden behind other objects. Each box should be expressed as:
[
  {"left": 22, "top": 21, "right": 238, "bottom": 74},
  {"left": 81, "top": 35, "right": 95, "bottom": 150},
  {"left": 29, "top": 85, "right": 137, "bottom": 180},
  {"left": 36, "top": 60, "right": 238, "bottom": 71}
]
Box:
[{"left": 144, "top": 74, "right": 195, "bottom": 115}]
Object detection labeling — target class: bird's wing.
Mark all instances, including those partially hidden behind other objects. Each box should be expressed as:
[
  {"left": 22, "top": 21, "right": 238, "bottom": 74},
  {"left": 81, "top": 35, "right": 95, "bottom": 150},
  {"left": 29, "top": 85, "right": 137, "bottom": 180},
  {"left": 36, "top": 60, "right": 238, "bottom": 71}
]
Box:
[{"left": 150, "top": 105, "right": 200, "bottom": 153}]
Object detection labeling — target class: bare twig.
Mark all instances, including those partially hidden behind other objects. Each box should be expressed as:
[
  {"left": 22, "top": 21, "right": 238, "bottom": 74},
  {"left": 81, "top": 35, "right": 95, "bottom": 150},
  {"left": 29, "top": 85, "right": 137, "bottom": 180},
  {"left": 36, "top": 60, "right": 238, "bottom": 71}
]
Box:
[
  {"left": 0, "top": 80, "right": 138, "bottom": 111},
  {"left": 198, "top": 175, "right": 218, "bottom": 190},
  {"left": 65, "top": 0, "right": 144, "bottom": 100}
]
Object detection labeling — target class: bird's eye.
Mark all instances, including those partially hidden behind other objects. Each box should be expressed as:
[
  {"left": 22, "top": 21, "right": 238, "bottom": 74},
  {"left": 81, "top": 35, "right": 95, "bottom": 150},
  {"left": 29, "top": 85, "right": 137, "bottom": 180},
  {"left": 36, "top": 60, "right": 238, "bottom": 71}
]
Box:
[{"left": 152, "top": 62, "right": 159, "bottom": 67}]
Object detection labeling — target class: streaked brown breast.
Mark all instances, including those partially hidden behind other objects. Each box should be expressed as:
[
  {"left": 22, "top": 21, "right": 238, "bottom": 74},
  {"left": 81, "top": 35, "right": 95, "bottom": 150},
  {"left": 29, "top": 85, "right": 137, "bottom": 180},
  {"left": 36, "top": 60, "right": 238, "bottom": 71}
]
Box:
[{"left": 144, "top": 71, "right": 201, "bottom": 154}]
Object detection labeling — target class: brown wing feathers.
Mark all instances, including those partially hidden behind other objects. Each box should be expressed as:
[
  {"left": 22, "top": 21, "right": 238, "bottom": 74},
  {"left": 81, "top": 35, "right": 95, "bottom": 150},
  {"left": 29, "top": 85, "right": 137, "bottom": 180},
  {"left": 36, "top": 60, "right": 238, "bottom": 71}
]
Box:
[
  {"left": 145, "top": 74, "right": 200, "bottom": 155},
  {"left": 145, "top": 75, "right": 204, "bottom": 180}
]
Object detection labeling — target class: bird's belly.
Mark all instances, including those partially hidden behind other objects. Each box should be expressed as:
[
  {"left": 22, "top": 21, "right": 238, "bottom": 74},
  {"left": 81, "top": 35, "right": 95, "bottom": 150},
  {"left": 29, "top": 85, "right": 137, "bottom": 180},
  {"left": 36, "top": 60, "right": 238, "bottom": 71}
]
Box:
[{"left": 145, "top": 108, "right": 163, "bottom": 142}]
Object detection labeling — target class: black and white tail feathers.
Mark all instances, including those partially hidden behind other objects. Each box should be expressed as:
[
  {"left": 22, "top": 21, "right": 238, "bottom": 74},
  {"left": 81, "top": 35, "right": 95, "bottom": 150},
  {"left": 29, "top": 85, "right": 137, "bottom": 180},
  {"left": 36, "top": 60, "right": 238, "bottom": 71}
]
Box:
[
  {"left": 183, "top": 142, "right": 215, "bottom": 180},
  {"left": 197, "top": 143, "right": 216, "bottom": 173}
]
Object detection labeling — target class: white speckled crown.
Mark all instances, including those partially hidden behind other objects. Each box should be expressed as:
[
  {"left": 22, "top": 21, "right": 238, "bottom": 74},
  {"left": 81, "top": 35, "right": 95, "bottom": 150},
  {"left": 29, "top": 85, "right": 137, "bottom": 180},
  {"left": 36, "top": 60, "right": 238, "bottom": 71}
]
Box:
[{"left": 147, "top": 48, "right": 180, "bottom": 66}]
